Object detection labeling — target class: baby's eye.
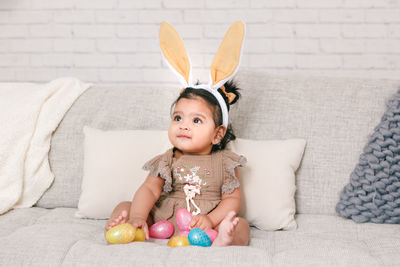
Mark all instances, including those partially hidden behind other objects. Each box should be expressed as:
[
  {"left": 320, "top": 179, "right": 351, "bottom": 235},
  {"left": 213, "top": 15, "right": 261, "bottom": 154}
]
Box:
[
  {"left": 173, "top": 115, "right": 182, "bottom": 122},
  {"left": 193, "top": 118, "right": 202, "bottom": 124}
]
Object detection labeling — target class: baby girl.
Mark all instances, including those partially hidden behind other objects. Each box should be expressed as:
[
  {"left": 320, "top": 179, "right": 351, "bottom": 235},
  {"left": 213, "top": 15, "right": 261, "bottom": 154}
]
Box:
[{"left": 105, "top": 21, "right": 249, "bottom": 246}]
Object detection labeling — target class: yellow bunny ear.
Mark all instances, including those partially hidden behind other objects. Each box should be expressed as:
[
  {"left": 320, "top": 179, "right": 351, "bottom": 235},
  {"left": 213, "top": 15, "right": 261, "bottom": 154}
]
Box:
[
  {"left": 210, "top": 21, "right": 245, "bottom": 89},
  {"left": 159, "top": 21, "right": 192, "bottom": 87}
]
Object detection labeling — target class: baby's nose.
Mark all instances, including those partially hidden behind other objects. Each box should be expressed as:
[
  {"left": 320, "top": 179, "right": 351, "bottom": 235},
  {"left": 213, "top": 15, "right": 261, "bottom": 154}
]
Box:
[{"left": 179, "top": 124, "right": 189, "bottom": 130}]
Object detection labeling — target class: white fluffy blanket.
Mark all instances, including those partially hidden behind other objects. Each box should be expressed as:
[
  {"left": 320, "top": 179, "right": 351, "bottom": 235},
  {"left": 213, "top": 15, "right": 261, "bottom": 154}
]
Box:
[{"left": 0, "top": 78, "right": 91, "bottom": 215}]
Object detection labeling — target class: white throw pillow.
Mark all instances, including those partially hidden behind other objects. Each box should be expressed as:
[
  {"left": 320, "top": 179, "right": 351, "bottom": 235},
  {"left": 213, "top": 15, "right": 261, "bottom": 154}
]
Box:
[
  {"left": 77, "top": 127, "right": 306, "bottom": 232},
  {"left": 228, "top": 138, "right": 306, "bottom": 231},
  {"left": 76, "top": 127, "right": 171, "bottom": 219}
]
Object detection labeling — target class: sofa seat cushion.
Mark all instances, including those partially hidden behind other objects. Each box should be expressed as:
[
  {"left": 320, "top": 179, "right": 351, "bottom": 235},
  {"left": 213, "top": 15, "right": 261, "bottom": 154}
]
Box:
[{"left": 1, "top": 208, "right": 399, "bottom": 266}]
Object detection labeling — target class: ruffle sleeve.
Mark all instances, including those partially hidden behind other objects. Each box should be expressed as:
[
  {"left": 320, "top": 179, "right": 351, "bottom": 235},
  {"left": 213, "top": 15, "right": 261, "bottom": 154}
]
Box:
[
  {"left": 221, "top": 150, "right": 247, "bottom": 194},
  {"left": 142, "top": 148, "right": 174, "bottom": 192}
]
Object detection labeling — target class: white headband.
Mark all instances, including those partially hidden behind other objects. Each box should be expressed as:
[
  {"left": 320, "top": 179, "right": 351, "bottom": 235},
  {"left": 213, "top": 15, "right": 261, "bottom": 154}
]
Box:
[{"left": 189, "top": 84, "right": 229, "bottom": 128}]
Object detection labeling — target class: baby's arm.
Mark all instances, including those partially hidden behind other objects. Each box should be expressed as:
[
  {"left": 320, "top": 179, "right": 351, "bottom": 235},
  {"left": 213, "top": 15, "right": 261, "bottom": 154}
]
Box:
[
  {"left": 128, "top": 174, "right": 164, "bottom": 239},
  {"left": 207, "top": 168, "right": 242, "bottom": 228}
]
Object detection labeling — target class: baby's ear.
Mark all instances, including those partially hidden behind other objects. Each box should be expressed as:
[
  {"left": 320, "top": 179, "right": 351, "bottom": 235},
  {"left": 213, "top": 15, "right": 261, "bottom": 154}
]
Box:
[{"left": 212, "top": 126, "right": 227, "bottom": 144}]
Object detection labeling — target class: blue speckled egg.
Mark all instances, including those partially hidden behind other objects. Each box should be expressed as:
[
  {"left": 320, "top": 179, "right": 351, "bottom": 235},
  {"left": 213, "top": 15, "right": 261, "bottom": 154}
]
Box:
[{"left": 188, "top": 228, "right": 212, "bottom": 247}]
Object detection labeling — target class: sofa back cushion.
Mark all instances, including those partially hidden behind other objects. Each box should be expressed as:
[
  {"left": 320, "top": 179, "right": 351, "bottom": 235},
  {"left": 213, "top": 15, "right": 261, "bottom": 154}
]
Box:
[
  {"left": 37, "top": 86, "right": 176, "bottom": 208},
  {"left": 37, "top": 70, "right": 400, "bottom": 215}
]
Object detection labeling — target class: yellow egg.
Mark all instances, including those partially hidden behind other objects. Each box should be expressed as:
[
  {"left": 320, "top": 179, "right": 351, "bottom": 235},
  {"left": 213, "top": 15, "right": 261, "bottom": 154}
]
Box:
[
  {"left": 106, "top": 223, "right": 136, "bottom": 244},
  {"left": 167, "top": 235, "right": 191, "bottom": 248},
  {"left": 133, "top": 228, "right": 146, "bottom": 242}
]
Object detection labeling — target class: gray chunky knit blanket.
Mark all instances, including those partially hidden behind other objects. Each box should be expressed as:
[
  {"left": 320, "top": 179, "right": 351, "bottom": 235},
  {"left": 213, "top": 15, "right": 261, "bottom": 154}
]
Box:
[{"left": 336, "top": 90, "right": 400, "bottom": 224}]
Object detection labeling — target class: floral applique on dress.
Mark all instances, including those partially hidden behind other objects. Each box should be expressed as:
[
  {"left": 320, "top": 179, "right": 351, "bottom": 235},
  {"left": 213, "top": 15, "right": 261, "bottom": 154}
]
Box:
[{"left": 173, "top": 164, "right": 211, "bottom": 215}]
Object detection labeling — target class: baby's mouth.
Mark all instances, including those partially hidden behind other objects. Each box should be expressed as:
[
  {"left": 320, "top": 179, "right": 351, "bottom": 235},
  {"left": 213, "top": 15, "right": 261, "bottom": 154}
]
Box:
[{"left": 177, "top": 134, "right": 191, "bottom": 139}]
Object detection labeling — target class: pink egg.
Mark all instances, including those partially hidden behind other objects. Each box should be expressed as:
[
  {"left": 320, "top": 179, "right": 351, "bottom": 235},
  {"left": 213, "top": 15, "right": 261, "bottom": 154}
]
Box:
[
  {"left": 205, "top": 229, "right": 218, "bottom": 243},
  {"left": 176, "top": 208, "right": 193, "bottom": 231},
  {"left": 149, "top": 221, "right": 174, "bottom": 239},
  {"left": 176, "top": 230, "right": 190, "bottom": 237}
]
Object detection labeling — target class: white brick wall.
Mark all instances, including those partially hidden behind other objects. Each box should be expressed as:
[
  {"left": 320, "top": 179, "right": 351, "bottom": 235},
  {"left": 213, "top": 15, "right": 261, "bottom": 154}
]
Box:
[{"left": 1, "top": 0, "right": 400, "bottom": 83}]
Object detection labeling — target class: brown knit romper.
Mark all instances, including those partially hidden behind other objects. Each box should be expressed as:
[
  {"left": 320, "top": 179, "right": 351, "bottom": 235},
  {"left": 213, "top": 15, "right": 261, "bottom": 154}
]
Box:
[{"left": 143, "top": 148, "right": 246, "bottom": 233}]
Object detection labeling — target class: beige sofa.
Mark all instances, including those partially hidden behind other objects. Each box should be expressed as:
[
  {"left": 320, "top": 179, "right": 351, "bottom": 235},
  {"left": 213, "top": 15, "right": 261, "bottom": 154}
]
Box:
[{"left": 1, "top": 70, "right": 399, "bottom": 266}]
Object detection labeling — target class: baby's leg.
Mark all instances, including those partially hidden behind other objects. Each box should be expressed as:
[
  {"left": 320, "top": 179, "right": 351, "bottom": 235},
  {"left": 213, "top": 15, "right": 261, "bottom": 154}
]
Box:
[
  {"left": 212, "top": 211, "right": 250, "bottom": 247},
  {"left": 105, "top": 201, "right": 131, "bottom": 232}
]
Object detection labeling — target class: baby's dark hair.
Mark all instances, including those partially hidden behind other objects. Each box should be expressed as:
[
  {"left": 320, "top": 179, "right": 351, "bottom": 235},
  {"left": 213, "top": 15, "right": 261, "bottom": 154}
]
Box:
[{"left": 171, "top": 80, "right": 241, "bottom": 152}]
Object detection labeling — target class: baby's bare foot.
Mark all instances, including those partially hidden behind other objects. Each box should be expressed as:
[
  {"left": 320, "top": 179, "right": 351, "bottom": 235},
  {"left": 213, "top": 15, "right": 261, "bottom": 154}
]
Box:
[
  {"left": 105, "top": 210, "right": 128, "bottom": 231},
  {"left": 212, "top": 211, "right": 239, "bottom": 247}
]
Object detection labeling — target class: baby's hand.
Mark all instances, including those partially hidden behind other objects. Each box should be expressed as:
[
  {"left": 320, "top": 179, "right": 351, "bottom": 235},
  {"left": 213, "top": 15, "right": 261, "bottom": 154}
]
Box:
[
  {"left": 128, "top": 216, "right": 149, "bottom": 240},
  {"left": 190, "top": 214, "right": 213, "bottom": 230}
]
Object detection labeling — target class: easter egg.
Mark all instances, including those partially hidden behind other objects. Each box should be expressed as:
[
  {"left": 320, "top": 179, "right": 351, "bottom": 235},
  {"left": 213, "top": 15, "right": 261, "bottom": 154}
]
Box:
[
  {"left": 176, "top": 208, "right": 193, "bottom": 231},
  {"left": 149, "top": 220, "right": 174, "bottom": 239},
  {"left": 167, "top": 236, "right": 191, "bottom": 247},
  {"left": 106, "top": 223, "right": 136, "bottom": 244},
  {"left": 188, "top": 228, "right": 212, "bottom": 247},
  {"left": 205, "top": 229, "right": 218, "bottom": 243},
  {"left": 133, "top": 228, "right": 146, "bottom": 242},
  {"left": 177, "top": 230, "right": 190, "bottom": 237}
]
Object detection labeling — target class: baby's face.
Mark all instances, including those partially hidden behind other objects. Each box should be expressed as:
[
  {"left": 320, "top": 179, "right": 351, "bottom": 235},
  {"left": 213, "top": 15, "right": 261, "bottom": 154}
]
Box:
[{"left": 169, "top": 96, "right": 223, "bottom": 155}]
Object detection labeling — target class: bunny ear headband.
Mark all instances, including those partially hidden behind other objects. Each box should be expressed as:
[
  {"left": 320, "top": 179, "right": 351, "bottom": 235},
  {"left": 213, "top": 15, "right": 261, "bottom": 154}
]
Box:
[{"left": 159, "top": 21, "right": 246, "bottom": 128}]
